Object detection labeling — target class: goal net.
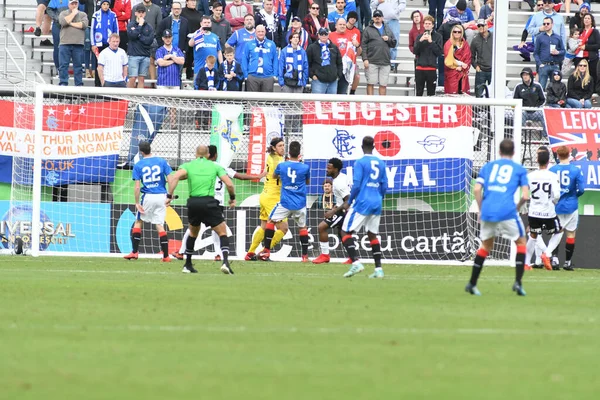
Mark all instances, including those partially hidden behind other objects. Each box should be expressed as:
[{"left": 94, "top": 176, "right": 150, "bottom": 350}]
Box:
[{"left": 1, "top": 84, "right": 522, "bottom": 264}]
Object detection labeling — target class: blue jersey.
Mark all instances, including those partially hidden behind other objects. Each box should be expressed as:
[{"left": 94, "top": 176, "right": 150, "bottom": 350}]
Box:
[
  {"left": 328, "top": 10, "right": 349, "bottom": 25},
  {"left": 132, "top": 157, "right": 173, "bottom": 194},
  {"left": 549, "top": 163, "right": 585, "bottom": 214},
  {"left": 192, "top": 31, "right": 221, "bottom": 74},
  {"left": 275, "top": 161, "right": 311, "bottom": 210},
  {"left": 226, "top": 28, "right": 256, "bottom": 66},
  {"left": 155, "top": 45, "right": 185, "bottom": 87},
  {"left": 477, "top": 158, "right": 528, "bottom": 222},
  {"left": 348, "top": 155, "right": 387, "bottom": 215}
]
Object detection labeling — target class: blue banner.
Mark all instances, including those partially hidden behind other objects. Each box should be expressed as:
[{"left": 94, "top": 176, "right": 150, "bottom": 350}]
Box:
[
  {"left": 573, "top": 161, "right": 600, "bottom": 191},
  {"left": 0, "top": 201, "right": 111, "bottom": 252},
  {"left": 305, "top": 158, "right": 472, "bottom": 195}
]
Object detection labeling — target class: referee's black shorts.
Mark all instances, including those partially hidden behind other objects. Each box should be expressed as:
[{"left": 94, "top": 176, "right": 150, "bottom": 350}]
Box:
[{"left": 187, "top": 196, "right": 224, "bottom": 228}]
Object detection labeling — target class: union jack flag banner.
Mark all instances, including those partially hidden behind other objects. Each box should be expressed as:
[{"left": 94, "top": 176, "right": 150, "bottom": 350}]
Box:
[{"left": 544, "top": 108, "right": 600, "bottom": 161}]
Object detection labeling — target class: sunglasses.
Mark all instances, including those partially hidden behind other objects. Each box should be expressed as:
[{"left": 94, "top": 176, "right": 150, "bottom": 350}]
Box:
[
  {"left": 452, "top": 30, "right": 462, "bottom": 33},
  {"left": 543, "top": 22, "right": 552, "bottom": 25},
  {"left": 311, "top": 6, "right": 319, "bottom": 9},
  {"left": 579, "top": 64, "right": 588, "bottom": 67}
]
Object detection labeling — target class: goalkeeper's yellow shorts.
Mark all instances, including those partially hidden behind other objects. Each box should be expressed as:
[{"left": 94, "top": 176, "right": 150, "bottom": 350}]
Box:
[{"left": 259, "top": 193, "right": 280, "bottom": 221}]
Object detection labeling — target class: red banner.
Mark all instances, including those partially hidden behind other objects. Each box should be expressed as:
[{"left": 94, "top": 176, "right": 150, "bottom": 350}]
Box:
[
  {"left": 543, "top": 108, "right": 600, "bottom": 161},
  {"left": 246, "top": 107, "right": 284, "bottom": 177}
]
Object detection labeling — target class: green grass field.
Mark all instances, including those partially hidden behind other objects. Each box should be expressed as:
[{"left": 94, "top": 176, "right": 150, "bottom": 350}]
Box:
[{"left": 1, "top": 258, "right": 599, "bottom": 400}]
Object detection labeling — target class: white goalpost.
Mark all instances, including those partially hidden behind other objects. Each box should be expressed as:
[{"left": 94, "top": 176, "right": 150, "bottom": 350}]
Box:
[{"left": 1, "top": 83, "right": 522, "bottom": 265}]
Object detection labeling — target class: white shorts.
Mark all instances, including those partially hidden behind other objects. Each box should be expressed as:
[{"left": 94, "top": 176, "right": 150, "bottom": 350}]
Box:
[
  {"left": 558, "top": 211, "right": 579, "bottom": 232},
  {"left": 480, "top": 217, "right": 526, "bottom": 241},
  {"left": 341, "top": 207, "right": 381, "bottom": 234},
  {"left": 269, "top": 203, "right": 307, "bottom": 227},
  {"left": 138, "top": 193, "right": 167, "bottom": 225}
]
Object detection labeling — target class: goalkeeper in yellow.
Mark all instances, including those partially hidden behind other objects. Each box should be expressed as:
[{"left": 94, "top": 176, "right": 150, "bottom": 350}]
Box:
[{"left": 245, "top": 137, "right": 287, "bottom": 261}]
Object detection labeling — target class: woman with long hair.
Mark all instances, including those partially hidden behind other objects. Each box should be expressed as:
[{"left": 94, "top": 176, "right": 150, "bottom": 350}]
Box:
[
  {"left": 576, "top": 14, "right": 600, "bottom": 87},
  {"left": 443, "top": 24, "right": 472, "bottom": 95},
  {"left": 567, "top": 60, "right": 594, "bottom": 108}
]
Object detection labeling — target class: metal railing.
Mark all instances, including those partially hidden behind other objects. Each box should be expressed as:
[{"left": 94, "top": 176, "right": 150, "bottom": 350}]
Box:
[{"left": 1, "top": 27, "right": 27, "bottom": 82}]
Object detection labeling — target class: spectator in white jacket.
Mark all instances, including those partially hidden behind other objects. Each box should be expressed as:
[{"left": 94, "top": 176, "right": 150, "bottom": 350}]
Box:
[{"left": 370, "top": 0, "right": 405, "bottom": 71}]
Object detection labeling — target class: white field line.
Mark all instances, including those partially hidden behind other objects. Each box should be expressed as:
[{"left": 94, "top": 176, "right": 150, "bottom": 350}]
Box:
[
  {"left": 0, "top": 268, "right": 598, "bottom": 283},
  {"left": 1, "top": 323, "right": 588, "bottom": 337}
]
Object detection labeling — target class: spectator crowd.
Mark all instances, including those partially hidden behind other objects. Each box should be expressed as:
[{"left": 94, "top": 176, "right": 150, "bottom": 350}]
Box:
[{"left": 34, "top": 0, "right": 600, "bottom": 103}]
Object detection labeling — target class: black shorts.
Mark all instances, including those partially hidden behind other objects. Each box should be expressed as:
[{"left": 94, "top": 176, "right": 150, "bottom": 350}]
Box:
[
  {"left": 323, "top": 209, "right": 346, "bottom": 229},
  {"left": 187, "top": 196, "right": 224, "bottom": 228},
  {"left": 528, "top": 216, "right": 561, "bottom": 234},
  {"left": 37, "top": 0, "right": 50, "bottom": 7}
]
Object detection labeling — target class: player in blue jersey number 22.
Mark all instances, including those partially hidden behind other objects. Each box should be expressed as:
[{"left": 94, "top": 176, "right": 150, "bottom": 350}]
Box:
[{"left": 466, "top": 139, "right": 530, "bottom": 296}]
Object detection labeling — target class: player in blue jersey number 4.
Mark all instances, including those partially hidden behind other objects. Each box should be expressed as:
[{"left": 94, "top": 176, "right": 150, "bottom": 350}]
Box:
[
  {"left": 341, "top": 136, "right": 388, "bottom": 279},
  {"left": 466, "top": 139, "right": 530, "bottom": 296},
  {"left": 124, "top": 141, "right": 174, "bottom": 262},
  {"left": 259, "top": 141, "right": 311, "bottom": 262}
]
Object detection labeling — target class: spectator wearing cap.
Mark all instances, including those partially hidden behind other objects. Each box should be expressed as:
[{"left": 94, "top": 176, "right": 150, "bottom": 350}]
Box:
[
  {"left": 362, "top": 9, "right": 396, "bottom": 95},
  {"left": 304, "top": 2, "right": 328, "bottom": 42},
  {"left": 565, "top": 0, "right": 588, "bottom": 14},
  {"left": 255, "top": 0, "right": 285, "bottom": 48},
  {"left": 127, "top": 4, "right": 155, "bottom": 88},
  {"left": 189, "top": 16, "right": 223, "bottom": 75},
  {"left": 546, "top": 69, "right": 567, "bottom": 107},
  {"left": 413, "top": 15, "right": 442, "bottom": 96},
  {"left": 534, "top": 16, "right": 565, "bottom": 90},
  {"left": 226, "top": 14, "right": 256, "bottom": 63},
  {"left": 226, "top": 0, "right": 253, "bottom": 32},
  {"left": 286, "top": 16, "right": 310, "bottom": 50},
  {"left": 156, "top": 29, "right": 185, "bottom": 88},
  {"left": 567, "top": 59, "right": 594, "bottom": 108},
  {"left": 156, "top": 1, "right": 189, "bottom": 56},
  {"left": 243, "top": 25, "right": 278, "bottom": 92},
  {"left": 279, "top": 31, "right": 309, "bottom": 93},
  {"left": 112, "top": 0, "right": 131, "bottom": 51},
  {"left": 528, "top": 0, "right": 567, "bottom": 48},
  {"left": 210, "top": 2, "right": 232, "bottom": 48},
  {"left": 470, "top": 19, "right": 493, "bottom": 97},
  {"left": 307, "top": 28, "right": 343, "bottom": 94},
  {"left": 97, "top": 33, "right": 128, "bottom": 87},
  {"left": 370, "top": 0, "right": 405, "bottom": 72},
  {"left": 444, "top": 0, "right": 476, "bottom": 43},
  {"left": 570, "top": 3, "right": 590, "bottom": 30},
  {"left": 514, "top": 67, "right": 546, "bottom": 134},
  {"left": 328, "top": 0, "right": 349, "bottom": 31},
  {"left": 90, "top": 0, "right": 118, "bottom": 86},
  {"left": 58, "top": 0, "right": 88, "bottom": 86}
]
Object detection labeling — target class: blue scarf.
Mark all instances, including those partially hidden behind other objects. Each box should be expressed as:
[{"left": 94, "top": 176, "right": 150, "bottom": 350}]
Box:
[
  {"left": 320, "top": 42, "right": 330, "bottom": 67},
  {"left": 256, "top": 40, "right": 266, "bottom": 75},
  {"left": 285, "top": 46, "right": 303, "bottom": 82},
  {"left": 222, "top": 60, "right": 236, "bottom": 91},
  {"left": 205, "top": 66, "right": 215, "bottom": 90}
]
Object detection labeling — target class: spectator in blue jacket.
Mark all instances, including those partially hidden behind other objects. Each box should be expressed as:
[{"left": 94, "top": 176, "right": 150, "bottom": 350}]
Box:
[
  {"left": 127, "top": 4, "right": 156, "bottom": 88},
  {"left": 243, "top": 25, "right": 278, "bottom": 92},
  {"left": 534, "top": 17, "right": 565, "bottom": 89},
  {"left": 91, "top": 1, "right": 118, "bottom": 86},
  {"left": 278, "top": 31, "right": 308, "bottom": 93}
]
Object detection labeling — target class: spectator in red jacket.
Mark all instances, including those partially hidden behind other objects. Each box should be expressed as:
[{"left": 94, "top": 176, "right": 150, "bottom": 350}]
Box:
[
  {"left": 225, "top": 0, "right": 253, "bottom": 31},
  {"left": 303, "top": 2, "right": 327, "bottom": 42},
  {"left": 408, "top": 10, "right": 424, "bottom": 55},
  {"left": 112, "top": 0, "right": 131, "bottom": 51}
]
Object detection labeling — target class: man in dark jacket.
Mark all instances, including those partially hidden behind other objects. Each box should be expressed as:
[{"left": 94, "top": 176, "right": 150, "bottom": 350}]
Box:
[
  {"left": 156, "top": 1, "right": 189, "bottom": 55},
  {"left": 514, "top": 67, "right": 547, "bottom": 134},
  {"left": 127, "top": 4, "right": 155, "bottom": 88},
  {"left": 361, "top": 10, "right": 397, "bottom": 95},
  {"left": 413, "top": 15, "right": 442, "bottom": 96},
  {"left": 210, "top": 2, "right": 232, "bottom": 48},
  {"left": 546, "top": 69, "right": 567, "bottom": 107},
  {"left": 471, "top": 19, "right": 493, "bottom": 98},
  {"left": 307, "top": 28, "right": 343, "bottom": 94}
]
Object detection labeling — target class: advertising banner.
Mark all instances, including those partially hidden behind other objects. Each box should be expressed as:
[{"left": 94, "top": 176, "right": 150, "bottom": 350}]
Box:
[
  {"left": 0, "top": 100, "right": 128, "bottom": 185},
  {"left": 544, "top": 108, "right": 600, "bottom": 190},
  {"left": 245, "top": 106, "right": 284, "bottom": 176},
  {"left": 302, "top": 102, "right": 474, "bottom": 194},
  {"left": 0, "top": 200, "right": 111, "bottom": 252}
]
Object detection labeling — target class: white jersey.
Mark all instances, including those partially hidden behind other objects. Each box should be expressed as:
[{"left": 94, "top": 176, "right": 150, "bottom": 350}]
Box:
[
  {"left": 332, "top": 172, "right": 351, "bottom": 207},
  {"left": 214, "top": 167, "right": 236, "bottom": 206},
  {"left": 528, "top": 169, "right": 560, "bottom": 219}
]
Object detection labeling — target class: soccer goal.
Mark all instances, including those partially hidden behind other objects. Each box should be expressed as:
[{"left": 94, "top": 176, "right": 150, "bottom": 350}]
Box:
[{"left": 0, "top": 83, "right": 522, "bottom": 264}]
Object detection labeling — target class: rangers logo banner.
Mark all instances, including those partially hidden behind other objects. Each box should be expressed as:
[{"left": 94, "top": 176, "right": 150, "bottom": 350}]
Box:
[
  {"left": 0, "top": 100, "right": 128, "bottom": 185},
  {"left": 302, "top": 101, "right": 474, "bottom": 194},
  {"left": 544, "top": 108, "right": 600, "bottom": 190}
]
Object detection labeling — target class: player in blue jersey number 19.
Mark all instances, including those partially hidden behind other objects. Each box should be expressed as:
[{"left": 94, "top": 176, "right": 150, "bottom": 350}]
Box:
[
  {"left": 341, "top": 136, "right": 388, "bottom": 279},
  {"left": 466, "top": 139, "right": 530, "bottom": 296},
  {"left": 124, "top": 142, "right": 174, "bottom": 262},
  {"left": 259, "top": 141, "right": 311, "bottom": 262}
]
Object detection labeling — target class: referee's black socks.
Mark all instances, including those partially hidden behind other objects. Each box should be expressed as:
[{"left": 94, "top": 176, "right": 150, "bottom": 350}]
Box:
[
  {"left": 185, "top": 234, "right": 196, "bottom": 263},
  {"left": 220, "top": 235, "right": 230, "bottom": 264}
]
